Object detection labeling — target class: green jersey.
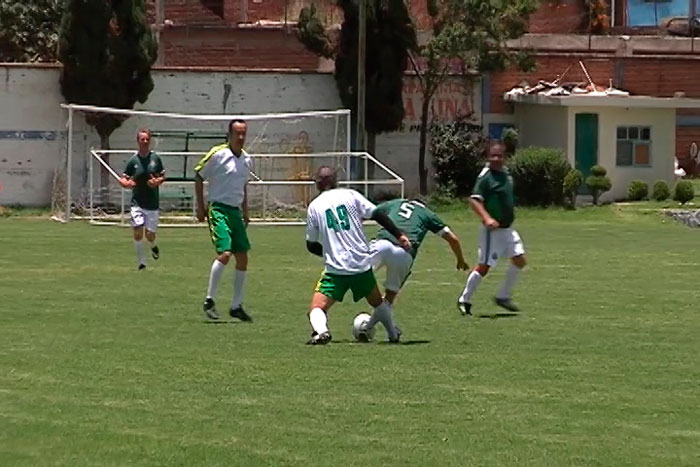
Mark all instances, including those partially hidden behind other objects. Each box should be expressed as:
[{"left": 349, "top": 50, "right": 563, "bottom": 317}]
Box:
[
  {"left": 123, "top": 152, "right": 164, "bottom": 210},
  {"left": 375, "top": 199, "right": 447, "bottom": 258},
  {"left": 472, "top": 166, "right": 515, "bottom": 228}
]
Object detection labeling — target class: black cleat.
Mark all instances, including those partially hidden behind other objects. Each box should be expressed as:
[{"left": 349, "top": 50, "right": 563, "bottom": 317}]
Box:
[
  {"left": 138, "top": 264, "right": 147, "bottom": 271},
  {"left": 494, "top": 297, "right": 520, "bottom": 312},
  {"left": 457, "top": 301, "right": 472, "bottom": 316},
  {"left": 230, "top": 306, "right": 253, "bottom": 322},
  {"left": 306, "top": 331, "right": 332, "bottom": 345},
  {"left": 151, "top": 246, "right": 160, "bottom": 260},
  {"left": 388, "top": 326, "right": 402, "bottom": 344},
  {"left": 203, "top": 298, "right": 219, "bottom": 320}
]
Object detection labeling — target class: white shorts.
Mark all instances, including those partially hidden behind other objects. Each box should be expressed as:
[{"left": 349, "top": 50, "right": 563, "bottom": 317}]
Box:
[
  {"left": 477, "top": 225, "right": 525, "bottom": 267},
  {"left": 130, "top": 206, "right": 159, "bottom": 232},
  {"left": 370, "top": 239, "right": 414, "bottom": 292}
]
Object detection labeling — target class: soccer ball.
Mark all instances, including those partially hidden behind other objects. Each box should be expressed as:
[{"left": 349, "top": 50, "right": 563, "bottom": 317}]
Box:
[{"left": 352, "top": 313, "right": 375, "bottom": 342}]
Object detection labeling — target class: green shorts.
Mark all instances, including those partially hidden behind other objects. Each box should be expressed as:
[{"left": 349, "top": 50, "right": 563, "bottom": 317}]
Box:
[
  {"left": 208, "top": 202, "right": 250, "bottom": 254},
  {"left": 314, "top": 269, "right": 377, "bottom": 302}
]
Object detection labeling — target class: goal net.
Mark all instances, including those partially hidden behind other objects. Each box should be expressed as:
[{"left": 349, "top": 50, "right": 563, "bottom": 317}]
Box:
[{"left": 52, "top": 104, "right": 404, "bottom": 226}]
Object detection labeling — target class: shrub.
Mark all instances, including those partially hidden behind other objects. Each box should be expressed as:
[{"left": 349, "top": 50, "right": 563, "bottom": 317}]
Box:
[
  {"left": 510, "top": 146, "right": 571, "bottom": 206},
  {"left": 585, "top": 165, "right": 612, "bottom": 205},
  {"left": 651, "top": 180, "right": 670, "bottom": 201},
  {"left": 563, "top": 169, "right": 583, "bottom": 207},
  {"left": 502, "top": 127, "right": 518, "bottom": 156},
  {"left": 627, "top": 180, "right": 648, "bottom": 201},
  {"left": 430, "top": 118, "right": 488, "bottom": 197},
  {"left": 674, "top": 180, "right": 695, "bottom": 204}
]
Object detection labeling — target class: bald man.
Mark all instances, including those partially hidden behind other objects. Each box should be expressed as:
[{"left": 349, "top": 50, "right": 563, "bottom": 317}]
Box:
[{"left": 304, "top": 166, "right": 411, "bottom": 345}]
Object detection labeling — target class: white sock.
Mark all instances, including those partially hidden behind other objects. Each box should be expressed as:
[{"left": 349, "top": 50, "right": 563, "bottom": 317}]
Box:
[
  {"left": 497, "top": 264, "right": 521, "bottom": 300},
  {"left": 368, "top": 300, "right": 398, "bottom": 340},
  {"left": 459, "top": 270, "right": 483, "bottom": 303},
  {"left": 134, "top": 240, "right": 146, "bottom": 266},
  {"left": 309, "top": 307, "right": 329, "bottom": 335},
  {"left": 206, "top": 259, "right": 226, "bottom": 299},
  {"left": 232, "top": 269, "right": 247, "bottom": 309},
  {"left": 148, "top": 238, "right": 157, "bottom": 248}
]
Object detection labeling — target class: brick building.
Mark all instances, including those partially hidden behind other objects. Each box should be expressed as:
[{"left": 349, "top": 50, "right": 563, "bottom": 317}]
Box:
[{"left": 147, "top": 0, "right": 700, "bottom": 174}]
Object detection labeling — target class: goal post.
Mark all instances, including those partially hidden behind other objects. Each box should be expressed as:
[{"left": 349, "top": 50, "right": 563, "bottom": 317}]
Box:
[{"left": 54, "top": 104, "right": 404, "bottom": 226}]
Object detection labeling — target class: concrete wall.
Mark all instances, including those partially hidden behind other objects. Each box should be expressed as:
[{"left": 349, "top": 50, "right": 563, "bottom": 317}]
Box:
[
  {"left": 514, "top": 103, "right": 568, "bottom": 152},
  {"left": 564, "top": 105, "right": 676, "bottom": 201},
  {"left": 0, "top": 65, "right": 480, "bottom": 206}
]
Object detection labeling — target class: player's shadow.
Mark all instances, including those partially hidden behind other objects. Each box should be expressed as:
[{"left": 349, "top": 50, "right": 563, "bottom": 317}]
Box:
[
  {"left": 476, "top": 312, "right": 524, "bottom": 320},
  {"left": 331, "top": 339, "right": 430, "bottom": 345},
  {"left": 202, "top": 320, "right": 240, "bottom": 325}
]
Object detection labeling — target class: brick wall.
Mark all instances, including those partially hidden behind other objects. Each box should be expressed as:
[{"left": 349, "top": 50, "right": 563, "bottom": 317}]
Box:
[
  {"left": 529, "top": 1, "right": 587, "bottom": 34},
  {"left": 161, "top": 26, "right": 319, "bottom": 69}
]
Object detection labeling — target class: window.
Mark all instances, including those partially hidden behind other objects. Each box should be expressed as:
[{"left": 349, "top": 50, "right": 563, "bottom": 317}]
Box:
[
  {"left": 616, "top": 126, "right": 652, "bottom": 167},
  {"left": 626, "top": 0, "right": 692, "bottom": 27}
]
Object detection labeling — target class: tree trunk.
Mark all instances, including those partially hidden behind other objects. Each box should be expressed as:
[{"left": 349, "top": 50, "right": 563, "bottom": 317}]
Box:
[
  {"left": 418, "top": 95, "right": 431, "bottom": 195},
  {"left": 367, "top": 131, "right": 376, "bottom": 199}
]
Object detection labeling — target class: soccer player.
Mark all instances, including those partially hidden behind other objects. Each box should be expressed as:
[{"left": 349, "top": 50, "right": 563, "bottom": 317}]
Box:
[
  {"left": 194, "top": 119, "right": 253, "bottom": 322},
  {"left": 305, "top": 166, "right": 411, "bottom": 345},
  {"left": 118, "top": 129, "right": 165, "bottom": 270},
  {"left": 457, "top": 140, "right": 527, "bottom": 315},
  {"left": 371, "top": 197, "right": 469, "bottom": 305}
]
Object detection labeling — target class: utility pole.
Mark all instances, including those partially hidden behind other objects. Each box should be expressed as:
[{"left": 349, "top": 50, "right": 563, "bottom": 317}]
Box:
[
  {"left": 155, "top": 0, "right": 165, "bottom": 66},
  {"left": 355, "top": 0, "right": 367, "bottom": 152}
]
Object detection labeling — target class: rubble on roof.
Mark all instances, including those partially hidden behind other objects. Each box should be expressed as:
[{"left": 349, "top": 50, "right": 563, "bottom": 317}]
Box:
[{"left": 505, "top": 80, "right": 630, "bottom": 98}]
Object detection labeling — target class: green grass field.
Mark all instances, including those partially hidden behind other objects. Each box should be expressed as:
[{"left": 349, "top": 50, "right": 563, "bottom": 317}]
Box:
[{"left": 2, "top": 205, "right": 700, "bottom": 466}]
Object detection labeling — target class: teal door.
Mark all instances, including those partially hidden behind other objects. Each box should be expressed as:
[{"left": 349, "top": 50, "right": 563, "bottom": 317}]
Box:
[{"left": 575, "top": 113, "right": 598, "bottom": 193}]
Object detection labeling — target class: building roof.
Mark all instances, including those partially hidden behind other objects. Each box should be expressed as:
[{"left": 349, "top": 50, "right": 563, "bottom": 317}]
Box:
[{"left": 504, "top": 93, "right": 700, "bottom": 109}]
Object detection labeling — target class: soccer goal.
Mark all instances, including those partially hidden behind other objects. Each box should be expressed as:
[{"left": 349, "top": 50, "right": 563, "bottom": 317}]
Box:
[{"left": 52, "top": 104, "right": 404, "bottom": 226}]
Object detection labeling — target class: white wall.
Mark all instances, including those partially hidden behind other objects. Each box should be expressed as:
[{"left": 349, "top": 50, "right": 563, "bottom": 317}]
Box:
[
  {"left": 0, "top": 65, "right": 481, "bottom": 206},
  {"left": 565, "top": 106, "right": 675, "bottom": 201},
  {"left": 514, "top": 104, "right": 568, "bottom": 152}
]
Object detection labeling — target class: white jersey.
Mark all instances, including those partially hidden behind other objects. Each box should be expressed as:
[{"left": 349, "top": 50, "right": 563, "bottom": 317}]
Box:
[
  {"left": 194, "top": 143, "right": 253, "bottom": 208},
  {"left": 306, "top": 188, "right": 377, "bottom": 275}
]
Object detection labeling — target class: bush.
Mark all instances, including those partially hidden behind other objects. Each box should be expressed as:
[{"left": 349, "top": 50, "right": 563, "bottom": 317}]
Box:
[
  {"left": 502, "top": 127, "right": 518, "bottom": 156},
  {"left": 510, "top": 146, "right": 571, "bottom": 206},
  {"left": 674, "top": 180, "right": 695, "bottom": 204},
  {"left": 430, "top": 118, "right": 488, "bottom": 197},
  {"left": 627, "top": 180, "right": 648, "bottom": 201},
  {"left": 585, "top": 165, "right": 612, "bottom": 205},
  {"left": 563, "top": 169, "right": 583, "bottom": 207},
  {"left": 652, "top": 180, "right": 670, "bottom": 201}
]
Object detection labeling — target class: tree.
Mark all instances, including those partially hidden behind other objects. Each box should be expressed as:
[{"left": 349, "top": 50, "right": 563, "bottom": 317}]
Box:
[
  {"left": 0, "top": 1, "right": 64, "bottom": 62},
  {"left": 58, "top": 0, "right": 157, "bottom": 197},
  {"left": 298, "top": 0, "right": 417, "bottom": 155},
  {"left": 59, "top": 0, "right": 157, "bottom": 149},
  {"left": 409, "top": 0, "right": 539, "bottom": 194}
]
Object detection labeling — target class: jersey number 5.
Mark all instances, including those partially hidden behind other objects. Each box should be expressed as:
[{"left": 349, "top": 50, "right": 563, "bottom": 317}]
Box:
[
  {"left": 325, "top": 205, "right": 351, "bottom": 232},
  {"left": 398, "top": 202, "right": 415, "bottom": 219}
]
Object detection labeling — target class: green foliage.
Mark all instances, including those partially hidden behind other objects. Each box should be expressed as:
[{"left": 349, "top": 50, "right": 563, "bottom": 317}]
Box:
[
  {"left": 510, "top": 147, "right": 572, "bottom": 206},
  {"left": 673, "top": 180, "right": 695, "bottom": 204},
  {"left": 0, "top": 0, "right": 64, "bottom": 62},
  {"left": 502, "top": 127, "right": 518, "bottom": 156},
  {"left": 563, "top": 169, "right": 583, "bottom": 207},
  {"left": 297, "top": 0, "right": 417, "bottom": 136},
  {"left": 590, "top": 165, "right": 607, "bottom": 177},
  {"left": 585, "top": 165, "right": 612, "bottom": 205},
  {"left": 652, "top": 180, "right": 670, "bottom": 201},
  {"left": 429, "top": 118, "right": 487, "bottom": 197},
  {"left": 58, "top": 0, "right": 157, "bottom": 146},
  {"left": 627, "top": 180, "right": 648, "bottom": 201}
]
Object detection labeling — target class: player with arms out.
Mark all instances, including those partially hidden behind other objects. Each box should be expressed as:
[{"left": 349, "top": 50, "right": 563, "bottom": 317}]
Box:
[
  {"left": 304, "top": 166, "right": 411, "bottom": 345},
  {"left": 194, "top": 119, "right": 253, "bottom": 322},
  {"left": 370, "top": 197, "right": 469, "bottom": 307},
  {"left": 118, "top": 129, "right": 165, "bottom": 270},
  {"left": 457, "top": 140, "right": 527, "bottom": 316}
]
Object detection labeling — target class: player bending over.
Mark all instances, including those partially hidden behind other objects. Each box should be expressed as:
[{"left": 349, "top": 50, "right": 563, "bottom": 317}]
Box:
[
  {"left": 304, "top": 166, "right": 411, "bottom": 345},
  {"left": 370, "top": 197, "right": 468, "bottom": 307}
]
